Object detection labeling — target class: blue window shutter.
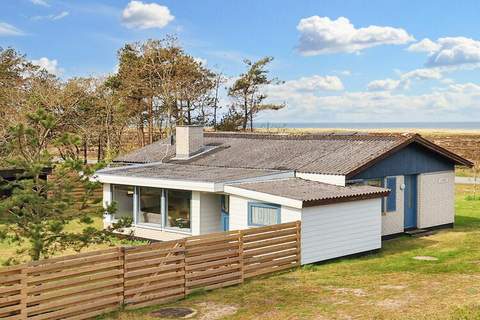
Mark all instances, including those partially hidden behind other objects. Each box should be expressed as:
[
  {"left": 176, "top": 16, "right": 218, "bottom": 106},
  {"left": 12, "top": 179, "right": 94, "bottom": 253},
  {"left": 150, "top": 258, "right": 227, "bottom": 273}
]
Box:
[{"left": 386, "top": 177, "right": 397, "bottom": 212}]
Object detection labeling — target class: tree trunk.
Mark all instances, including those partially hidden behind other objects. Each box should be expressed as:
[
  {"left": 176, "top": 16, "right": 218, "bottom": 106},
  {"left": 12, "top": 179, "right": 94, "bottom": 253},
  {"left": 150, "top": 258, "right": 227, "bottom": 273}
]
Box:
[
  {"left": 242, "top": 98, "right": 248, "bottom": 130},
  {"left": 249, "top": 111, "right": 253, "bottom": 132},
  {"left": 138, "top": 119, "right": 145, "bottom": 147},
  {"left": 83, "top": 137, "right": 88, "bottom": 165},
  {"left": 148, "top": 97, "right": 153, "bottom": 144},
  {"left": 213, "top": 77, "right": 220, "bottom": 129},
  {"left": 187, "top": 100, "right": 191, "bottom": 125},
  {"left": 97, "top": 136, "right": 102, "bottom": 161}
]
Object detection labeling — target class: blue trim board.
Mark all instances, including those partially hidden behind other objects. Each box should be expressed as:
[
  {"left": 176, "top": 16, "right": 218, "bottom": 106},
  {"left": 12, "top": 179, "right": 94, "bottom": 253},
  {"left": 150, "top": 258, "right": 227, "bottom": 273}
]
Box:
[{"left": 247, "top": 202, "right": 281, "bottom": 227}]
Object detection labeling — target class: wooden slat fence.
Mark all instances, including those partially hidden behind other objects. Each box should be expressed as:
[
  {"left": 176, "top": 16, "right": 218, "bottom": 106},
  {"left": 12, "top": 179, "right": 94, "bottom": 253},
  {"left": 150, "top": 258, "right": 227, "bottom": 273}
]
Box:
[
  {"left": 0, "top": 221, "right": 300, "bottom": 319},
  {"left": 123, "top": 241, "right": 185, "bottom": 310}
]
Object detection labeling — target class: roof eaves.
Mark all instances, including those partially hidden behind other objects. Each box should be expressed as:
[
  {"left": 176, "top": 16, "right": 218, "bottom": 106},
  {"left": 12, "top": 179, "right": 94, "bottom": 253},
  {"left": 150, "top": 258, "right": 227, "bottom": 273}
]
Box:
[{"left": 302, "top": 189, "right": 390, "bottom": 207}]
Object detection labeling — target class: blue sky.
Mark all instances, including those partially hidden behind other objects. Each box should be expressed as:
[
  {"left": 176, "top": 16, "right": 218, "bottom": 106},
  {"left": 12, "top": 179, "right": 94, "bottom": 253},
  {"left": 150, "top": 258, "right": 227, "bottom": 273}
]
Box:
[{"left": 2, "top": 0, "right": 480, "bottom": 123}]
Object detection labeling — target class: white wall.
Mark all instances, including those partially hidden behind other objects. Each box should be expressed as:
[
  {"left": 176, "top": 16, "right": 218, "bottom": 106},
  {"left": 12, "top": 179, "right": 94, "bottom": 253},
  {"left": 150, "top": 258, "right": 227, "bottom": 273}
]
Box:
[
  {"left": 102, "top": 183, "right": 112, "bottom": 229},
  {"left": 200, "top": 192, "right": 222, "bottom": 234},
  {"left": 417, "top": 171, "right": 455, "bottom": 229},
  {"left": 382, "top": 175, "right": 405, "bottom": 236},
  {"left": 190, "top": 191, "right": 201, "bottom": 235},
  {"left": 228, "top": 195, "right": 301, "bottom": 231},
  {"left": 301, "top": 198, "right": 382, "bottom": 264}
]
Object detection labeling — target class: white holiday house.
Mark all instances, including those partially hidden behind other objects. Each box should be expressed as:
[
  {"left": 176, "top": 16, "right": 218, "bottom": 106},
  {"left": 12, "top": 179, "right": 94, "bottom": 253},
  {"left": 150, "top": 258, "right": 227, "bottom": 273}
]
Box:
[{"left": 95, "top": 126, "right": 471, "bottom": 264}]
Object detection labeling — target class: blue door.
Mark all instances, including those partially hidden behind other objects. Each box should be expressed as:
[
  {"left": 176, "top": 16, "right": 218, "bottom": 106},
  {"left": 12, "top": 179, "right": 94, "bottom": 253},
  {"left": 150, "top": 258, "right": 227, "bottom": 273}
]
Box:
[
  {"left": 221, "top": 195, "right": 229, "bottom": 231},
  {"left": 404, "top": 175, "right": 417, "bottom": 229},
  {"left": 221, "top": 210, "right": 229, "bottom": 231}
]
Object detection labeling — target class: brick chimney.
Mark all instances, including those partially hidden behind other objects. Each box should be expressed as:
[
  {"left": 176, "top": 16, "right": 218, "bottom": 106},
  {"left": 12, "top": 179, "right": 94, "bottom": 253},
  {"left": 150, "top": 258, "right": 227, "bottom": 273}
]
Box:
[{"left": 175, "top": 125, "right": 204, "bottom": 158}]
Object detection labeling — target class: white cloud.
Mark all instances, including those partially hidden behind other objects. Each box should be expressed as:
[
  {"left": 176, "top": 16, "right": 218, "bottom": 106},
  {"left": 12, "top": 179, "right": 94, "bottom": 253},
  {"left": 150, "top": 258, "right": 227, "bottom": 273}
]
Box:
[
  {"left": 427, "top": 37, "right": 480, "bottom": 67},
  {"left": 367, "top": 68, "right": 444, "bottom": 92},
  {"left": 32, "top": 11, "right": 70, "bottom": 21},
  {"left": 52, "top": 11, "right": 69, "bottom": 20},
  {"left": 409, "top": 37, "right": 480, "bottom": 68},
  {"left": 282, "top": 75, "right": 344, "bottom": 91},
  {"left": 30, "top": 0, "right": 49, "bottom": 6},
  {"left": 122, "top": 1, "right": 174, "bottom": 29},
  {"left": 407, "top": 38, "right": 440, "bottom": 53},
  {"left": 401, "top": 68, "right": 442, "bottom": 80},
  {"left": 0, "top": 22, "right": 24, "bottom": 36},
  {"left": 296, "top": 16, "right": 414, "bottom": 55},
  {"left": 259, "top": 82, "right": 480, "bottom": 122},
  {"left": 31, "top": 57, "right": 63, "bottom": 76},
  {"left": 336, "top": 70, "right": 351, "bottom": 76},
  {"left": 367, "top": 78, "right": 404, "bottom": 91}
]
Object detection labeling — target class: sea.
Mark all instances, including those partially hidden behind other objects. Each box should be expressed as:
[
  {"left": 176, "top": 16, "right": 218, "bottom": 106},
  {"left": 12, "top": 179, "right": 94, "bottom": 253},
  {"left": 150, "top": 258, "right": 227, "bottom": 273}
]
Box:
[{"left": 254, "top": 122, "right": 480, "bottom": 131}]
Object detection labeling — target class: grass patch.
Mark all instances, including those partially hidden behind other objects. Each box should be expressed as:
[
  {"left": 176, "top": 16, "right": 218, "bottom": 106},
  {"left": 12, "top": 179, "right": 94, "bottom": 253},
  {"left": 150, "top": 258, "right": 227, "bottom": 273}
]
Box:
[{"left": 99, "top": 185, "right": 480, "bottom": 319}]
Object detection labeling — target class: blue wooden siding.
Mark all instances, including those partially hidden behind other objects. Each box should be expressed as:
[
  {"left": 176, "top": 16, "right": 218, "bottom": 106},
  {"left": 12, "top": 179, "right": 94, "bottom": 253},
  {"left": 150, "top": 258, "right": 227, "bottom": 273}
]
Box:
[{"left": 352, "top": 142, "right": 454, "bottom": 180}]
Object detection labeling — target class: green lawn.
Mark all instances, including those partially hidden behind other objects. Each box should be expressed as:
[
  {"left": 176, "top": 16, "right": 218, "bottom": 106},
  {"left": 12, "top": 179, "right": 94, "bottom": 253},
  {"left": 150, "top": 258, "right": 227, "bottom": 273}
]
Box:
[{"left": 101, "top": 185, "right": 480, "bottom": 320}]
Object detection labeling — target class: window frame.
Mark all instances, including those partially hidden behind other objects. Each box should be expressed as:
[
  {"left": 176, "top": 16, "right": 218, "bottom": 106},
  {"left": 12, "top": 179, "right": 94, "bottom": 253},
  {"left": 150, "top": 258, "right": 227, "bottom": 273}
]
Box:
[
  {"left": 163, "top": 189, "right": 192, "bottom": 233},
  {"left": 384, "top": 176, "right": 397, "bottom": 213},
  {"left": 109, "top": 184, "right": 134, "bottom": 222},
  {"left": 346, "top": 177, "right": 397, "bottom": 214},
  {"left": 136, "top": 186, "right": 164, "bottom": 227},
  {"left": 247, "top": 202, "right": 281, "bottom": 227}
]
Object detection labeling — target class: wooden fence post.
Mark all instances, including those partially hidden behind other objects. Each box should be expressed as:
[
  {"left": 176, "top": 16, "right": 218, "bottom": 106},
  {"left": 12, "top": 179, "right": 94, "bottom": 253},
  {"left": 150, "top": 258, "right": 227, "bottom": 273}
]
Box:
[
  {"left": 296, "top": 221, "right": 301, "bottom": 266},
  {"left": 19, "top": 266, "right": 27, "bottom": 320},
  {"left": 181, "top": 239, "right": 187, "bottom": 300},
  {"left": 238, "top": 230, "right": 244, "bottom": 283},
  {"left": 120, "top": 246, "right": 126, "bottom": 308}
]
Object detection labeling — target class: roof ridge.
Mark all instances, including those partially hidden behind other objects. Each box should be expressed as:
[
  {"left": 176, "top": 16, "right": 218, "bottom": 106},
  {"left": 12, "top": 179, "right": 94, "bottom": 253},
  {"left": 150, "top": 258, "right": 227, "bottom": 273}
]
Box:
[{"left": 204, "top": 131, "right": 408, "bottom": 141}]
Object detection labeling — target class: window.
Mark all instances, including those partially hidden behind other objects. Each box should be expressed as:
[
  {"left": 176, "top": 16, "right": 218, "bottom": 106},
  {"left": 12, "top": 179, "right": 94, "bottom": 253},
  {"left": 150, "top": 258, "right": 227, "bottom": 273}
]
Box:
[
  {"left": 166, "top": 190, "right": 191, "bottom": 230},
  {"left": 385, "top": 177, "right": 397, "bottom": 212},
  {"left": 248, "top": 202, "right": 280, "bottom": 226},
  {"left": 138, "top": 187, "right": 162, "bottom": 225},
  {"left": 365, "top": 178, "right": 383, "bottom": 188},
  {"left": 347, "top": 178, "right": 397, "bottom": 213},
  {"left": 111, "top": 185, "right": 134, "bottom": 220}
]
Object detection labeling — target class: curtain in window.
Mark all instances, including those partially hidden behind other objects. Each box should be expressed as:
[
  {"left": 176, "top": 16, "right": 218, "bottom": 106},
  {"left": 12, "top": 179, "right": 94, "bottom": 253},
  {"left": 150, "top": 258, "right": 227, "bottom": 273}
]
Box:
[{"left": 250, "top": 204, "right": 279, "bottom": 226}]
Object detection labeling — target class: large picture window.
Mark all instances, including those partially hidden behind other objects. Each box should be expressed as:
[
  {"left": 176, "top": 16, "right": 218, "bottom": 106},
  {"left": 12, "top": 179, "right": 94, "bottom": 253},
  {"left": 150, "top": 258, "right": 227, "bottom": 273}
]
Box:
[
  {"left": 138, "top": 187, "right": 162, "bottom": 225},
  {"left": 111, "top": 185, "right": 134, "bottom": 220},
  {"left": 248, "top": 202, "right": 280, "bottom": 226},
  {"left": 166, "top": 190, "right": 191, "bottom": 230}
]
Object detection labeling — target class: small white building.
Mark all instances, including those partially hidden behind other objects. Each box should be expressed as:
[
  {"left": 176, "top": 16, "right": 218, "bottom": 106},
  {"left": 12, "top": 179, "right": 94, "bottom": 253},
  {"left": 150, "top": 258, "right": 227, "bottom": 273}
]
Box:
[{"left": 95, "top": 126, "right": 471, "bottom": 264}]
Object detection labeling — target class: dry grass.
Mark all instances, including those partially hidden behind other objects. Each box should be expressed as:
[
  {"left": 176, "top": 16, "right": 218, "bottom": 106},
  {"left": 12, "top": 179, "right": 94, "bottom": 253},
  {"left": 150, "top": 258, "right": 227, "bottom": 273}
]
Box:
[
  {"left": 253, "top": 127, "right": 480, "bottom": 136},
  {"left": 100, "top": 185, "right": 480, "bottom": 320}
]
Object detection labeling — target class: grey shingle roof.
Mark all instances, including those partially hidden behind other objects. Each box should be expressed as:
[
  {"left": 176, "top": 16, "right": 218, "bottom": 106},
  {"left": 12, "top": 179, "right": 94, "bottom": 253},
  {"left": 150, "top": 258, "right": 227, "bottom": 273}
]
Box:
[
  {"left": 97, "top": 163, "right": 287, "bottom": 183},
  {"left": 114, "top": 132, "right": 472, "bottom": 176},
  {"left": 229, "top": 178, "right": 389, "bottom": 206},
  {"left": 114, "top": 138, "right": 176, "bottom": 164}
]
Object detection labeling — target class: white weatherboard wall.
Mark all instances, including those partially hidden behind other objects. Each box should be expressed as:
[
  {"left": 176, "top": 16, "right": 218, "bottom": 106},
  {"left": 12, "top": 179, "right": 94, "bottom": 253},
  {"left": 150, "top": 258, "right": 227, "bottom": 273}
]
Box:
[
  {"left": 199, "top": 192, "right": 222, "bottom": 234},
  {"left": 102, "top": 183, "right": 112, "bottom": 229},
  {"left": 382, "top": 175, "right": 405, "bottom": 236},
  {"left": 301, "top": 198, "right": 382, "bottom": 264},
  {"left": 417, "top": 171, "right": 455, "bottom": 229},
  {"left": 228, "top": 195, "right": 301, "bottom": 230}
]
